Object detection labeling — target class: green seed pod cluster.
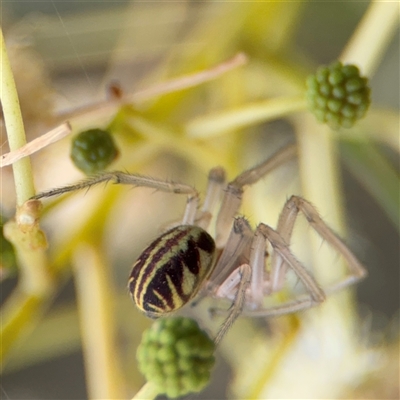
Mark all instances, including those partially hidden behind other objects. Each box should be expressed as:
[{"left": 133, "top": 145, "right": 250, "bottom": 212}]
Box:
[
  {"left": 70, "top": 128, "right": 119, "bottom": 174},
  {"left": 137, "top": 317, "right": 216, "bottom": 398},
  {"left": 306, "top": 61, "right": 371, "bottom": 129}
]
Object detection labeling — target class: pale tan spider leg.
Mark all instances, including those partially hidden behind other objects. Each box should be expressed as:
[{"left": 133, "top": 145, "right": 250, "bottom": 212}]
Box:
[
  {"left": 32, "top": 172, "right": 200, "bottom": 225},
  {"left": 269, "top": 195, "right": 367, "bottom": 294},
  {"left": 214, "top": 263, "right": 252, "bottom": 346},
  {"left": 210, "top": 222, "right": 326, "bottom": 320},
  {"left": 213, "top": 225, "right": 267, "bottom": 307},
  {"left": 191, "top": 217, "right": 253, "bottom": 307},
  {"left": 209, "top": 217, "right": 254, "bottom": 289},
  {"left": 232, "top": 294, "right": 318, "bottom": 318},
  {"left": 215, "top": 143, "right": 297, "bottom": 248},
  {"left": 257, "top": 222, "right": 326, "bottom": 303},
  {"left": 196, "top": 167, "right": 226, "bottom": 230},
  {"left": 211, "top": 196, "right": 368, "bottom": 320}
]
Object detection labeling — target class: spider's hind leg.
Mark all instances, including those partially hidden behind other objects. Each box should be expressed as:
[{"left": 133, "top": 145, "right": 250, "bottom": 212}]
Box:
[
  {"left": 210, "top": 217, "right": 327, "bottom": 328},
  {"left": 270, "top": 195, "right": 367, "bottom": 295}
]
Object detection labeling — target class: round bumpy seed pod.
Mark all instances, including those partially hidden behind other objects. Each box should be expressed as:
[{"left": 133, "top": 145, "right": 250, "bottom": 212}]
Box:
[
  {"left": 70, "top": 128, "right": 119, "bottom": 174},
  {"left": 306, "top": 61, "right": 371, "bottom": 129},
  {"left": 137, "top": 317, "right": 216, "bottom": 398}
]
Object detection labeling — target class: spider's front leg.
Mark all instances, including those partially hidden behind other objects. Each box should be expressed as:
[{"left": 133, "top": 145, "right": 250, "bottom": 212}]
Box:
[
  {"left": 214, "top": 144, "right": 297, "bottom": 248},
  {"left": 32, "top": 171, "right": 201, "bottom": 224}
]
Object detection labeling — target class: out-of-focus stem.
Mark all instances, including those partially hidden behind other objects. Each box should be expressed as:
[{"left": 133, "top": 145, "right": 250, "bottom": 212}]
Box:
[
  {"left": 340, "top": 0, "right": 399, "bottom": 75},
  {"left": 186, "top": 96, "right": 306, "bottom": 139},
  {"left": 0, "top": 26, "right": 35, "bottom": 204},
  {"left": 55, "top": 53, "right": 248, "bottom": 126},
  {"left": 1, "top": 122, "right": 72, "bottom": 167},
  {"left": 131, "top": 382, "right": 159, "bottom": 400},
  {"left": 296, "top": 119, "right": 346, "bottom": 282},
  {"left": 72, "top": 243, "right": 125, "bottom": 399},
  {"left": 1, "top": 200, "right": 53, "bottom": 367},
  {"left": 297, "top": 0, "right": 398, "bottom": 288},
  {"left": 0, "top": 292, "right": 49, "bottom": 368}
]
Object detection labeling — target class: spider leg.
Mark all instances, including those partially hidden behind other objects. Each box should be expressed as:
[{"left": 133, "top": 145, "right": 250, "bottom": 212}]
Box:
[
  {"left": 257, "top": 223, "right": 326, "bottom": 303},
  {"left": 211, "top": 222, "right": 326, "bottom": 320},
  {"left": 196, "top": 166, "right": 226, "bottom": 230},
  {"left": 215, "top": 143, "right": 297, "bottom": 247},
  {"left": 213, "top": 226, "right": 268, "bottom": 307},
  {"left": 191, "top": 217, "right": 253, "bottom": 307},
  {"left": 211, "top": 196, "right": 368, "bottom": 320},
  {"left": 211, "top": 215, "right": 322, "bottom": 341},
  {"left": 209, "top": 217, "right": 253, "bottom": 289},
  {"left": 213, "top": 263, "right": 251, "bottom": 346},
  {"left": 32, "top": 171, "right": 200, "bottom": 224},
  {"left": 269, "top": 195, "right": 367, "bottom": 294}
]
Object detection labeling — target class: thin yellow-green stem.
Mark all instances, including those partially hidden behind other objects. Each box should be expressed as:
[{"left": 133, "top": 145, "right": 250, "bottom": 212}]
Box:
[
  {"left": 340, "top": 0, "right": 399, "bottom": 76},
  {"left": 72, "top": 243, "right": 125, "bottom": 399},
  {"left": 1, "top": 200, "right": 54, "bottom": 367},
  {"left": 0, "top": 26, "right": 35, "bottom": 204},
  {"left": 131, "top": 382, "right": 159, "bottom": 400},
  {"left": 0, "top": 32, "right": 53, "bottom": 365},
  {"left": 0, "top": 291, "right": 50, "bottom": 369},
  {"left": 296, "top": 119, "right": 347, "bottom": 282},
  {"left": 185, "top": 96, "right": 306, "bottom": 139}
]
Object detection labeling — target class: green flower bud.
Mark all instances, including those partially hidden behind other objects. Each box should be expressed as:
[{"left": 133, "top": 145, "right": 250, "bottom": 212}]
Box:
[
  {"left": 306, "top": 61, "right": 371, "bottom": 129},
  {"left": 70, "top": 128, "right": 119, "bottom": 174},
  {"left": 137, "top": 317, "right": 216, "bottom": 398}
]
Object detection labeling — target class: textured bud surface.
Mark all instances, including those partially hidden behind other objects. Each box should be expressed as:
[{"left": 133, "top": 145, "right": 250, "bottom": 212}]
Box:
[
  {"left": 70, "top": 128, "right": 119, "bottom": 174},
  {"left": 306, "top": 61, "right": 371, "bottom": 129},
  {"left": 137, "top": 317, "right": 215, "bottom": 398}
]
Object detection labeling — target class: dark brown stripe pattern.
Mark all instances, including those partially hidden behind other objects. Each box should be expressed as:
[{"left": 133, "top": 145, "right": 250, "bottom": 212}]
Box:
[{"left": 128, "top": 225, "right": 216, "bottom": 317}]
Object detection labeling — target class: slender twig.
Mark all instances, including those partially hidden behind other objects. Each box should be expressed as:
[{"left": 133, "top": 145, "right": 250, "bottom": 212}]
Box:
[
  {"left": 55, "top": 53, "right": 248, "bottom": 124},
  {"left": 131, "top": 52, "right": 248, "bottom": 103},
  {"left": 0, "top": 122, "right": 72, "bottom": 167}
]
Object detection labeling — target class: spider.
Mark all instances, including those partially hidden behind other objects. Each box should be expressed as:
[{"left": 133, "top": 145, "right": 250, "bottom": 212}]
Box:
[{"left": 32, "top": 144, "right": 367, "bottom": 344}]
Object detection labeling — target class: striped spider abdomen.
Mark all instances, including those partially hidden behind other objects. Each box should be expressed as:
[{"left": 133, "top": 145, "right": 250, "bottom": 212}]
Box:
[{"left": 128, "top": 225, "right": 216, "bottom": 318}]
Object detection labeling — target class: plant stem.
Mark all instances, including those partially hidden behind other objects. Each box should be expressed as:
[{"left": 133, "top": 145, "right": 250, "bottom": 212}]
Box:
[
  {"left": 0, "top": 26, "right": 35, "bottom": 204},
  {"left": 296, "top": 0, "right": 398, "bottom": 295},
  {"left": 131, "top": 382, "right": 159, "bottom": 400},
  {"left": 0, "top": 29, "right": 54, "bottom": 366},
  {"left": 1, "top": 200, "right": 53, "bottom": 367},
  {"left": 296, "top": 119, "right": 347, "bottom": 282},
  {"left": 186, "top": 96, "right": 306, "bottom": 139},
  {"left": 72, "top": 243, "right": 125, "bottom": 399},
  {"left": 340, "top": 140, "right": 400, "bottom": 231},
  {"left": 340, "top": 0, "right": 399, "bottom": 75}
]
